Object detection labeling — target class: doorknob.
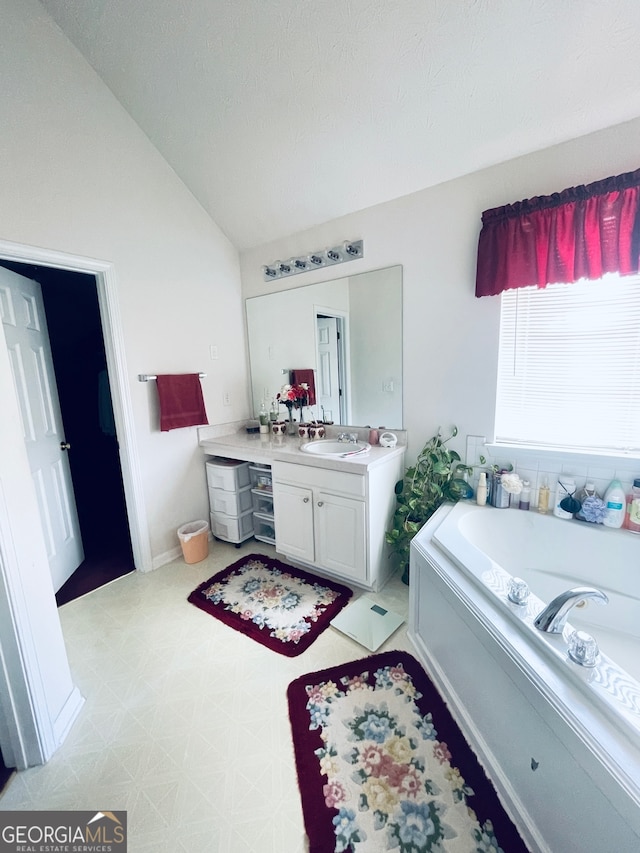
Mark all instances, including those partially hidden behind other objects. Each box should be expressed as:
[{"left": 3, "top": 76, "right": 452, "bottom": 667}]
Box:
[{"left": 60, "top": 441, "right": 71, "bottom": 451}]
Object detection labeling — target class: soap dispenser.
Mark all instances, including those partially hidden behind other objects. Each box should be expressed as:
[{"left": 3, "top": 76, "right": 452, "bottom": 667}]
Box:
[{"left": 603, "top": 479, "right": 626, "bottom": 528}]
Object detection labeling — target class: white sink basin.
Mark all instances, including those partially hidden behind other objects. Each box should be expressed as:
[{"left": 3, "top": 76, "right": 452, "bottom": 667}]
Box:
[{"left": 300, "top": 440, "right": 371, "bottom": 458}]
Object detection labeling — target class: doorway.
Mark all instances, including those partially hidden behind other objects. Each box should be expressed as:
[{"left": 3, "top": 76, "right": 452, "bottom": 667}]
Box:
[
  {"left": 0, "top": 260, "right": 134, "bottom": 606},
  {"left": 315, "top": 312, "right": 349, "bottom": 424}
]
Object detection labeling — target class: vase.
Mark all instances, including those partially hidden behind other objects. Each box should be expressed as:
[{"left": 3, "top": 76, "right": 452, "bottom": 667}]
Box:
[{"left": 286, "top": 407, "right": 296, "bottom": 435}]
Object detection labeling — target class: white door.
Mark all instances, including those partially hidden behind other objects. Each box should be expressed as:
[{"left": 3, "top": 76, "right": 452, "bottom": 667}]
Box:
[
  {"left": 0, "top": 267, "right": 84, "bottom": 591},
  {"left": 316, "top": 315, "right": 343, "bottom": 423}
]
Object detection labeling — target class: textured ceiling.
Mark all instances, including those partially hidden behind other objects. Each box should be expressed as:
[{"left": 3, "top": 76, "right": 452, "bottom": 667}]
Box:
[{"left": 39, "top": 0, "right": 640, "bottom": 250}]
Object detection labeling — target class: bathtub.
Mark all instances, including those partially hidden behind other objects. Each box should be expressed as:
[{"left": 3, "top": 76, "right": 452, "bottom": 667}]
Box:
[{"left": 409, "top": 501, "right": 640, "bottom": 853}]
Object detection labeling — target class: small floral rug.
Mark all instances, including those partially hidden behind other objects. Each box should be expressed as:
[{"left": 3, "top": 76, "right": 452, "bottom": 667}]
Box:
[
  {"left": 187, "top": 554, "right": 352, "bottom": 656},
  {"left": 287, "top": 651, "right": 530, "bottom": 852}
]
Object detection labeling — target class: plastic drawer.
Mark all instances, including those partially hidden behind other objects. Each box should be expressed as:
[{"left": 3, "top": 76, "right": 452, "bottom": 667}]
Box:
[
  {"left": 249, "top": 464, "right": 273, "bottom": 491},
  {"left": 210, "top": 509, "right": 254, "bottom": 544},
  {"left": 209, "top": 484, "right": 253, "bottom": 516},
  {"left": 251, "top": 488, "right": 274, "bottom": 514},
  {"left": 206, "top": 458, "right": 251, "bottom": 491},
  {"left": 253, "top": 512, "right": 276, "bottom": 545}
]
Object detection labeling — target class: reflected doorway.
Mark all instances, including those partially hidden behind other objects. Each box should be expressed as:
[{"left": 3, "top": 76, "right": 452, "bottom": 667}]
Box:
[{"left": 316, "top": 312, "right": 347, "bottom": 424}]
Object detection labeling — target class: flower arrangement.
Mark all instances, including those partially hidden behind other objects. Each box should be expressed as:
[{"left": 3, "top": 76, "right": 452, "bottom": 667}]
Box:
[{"left": 277, "top": 383, "right": 309, "bottom": 421}]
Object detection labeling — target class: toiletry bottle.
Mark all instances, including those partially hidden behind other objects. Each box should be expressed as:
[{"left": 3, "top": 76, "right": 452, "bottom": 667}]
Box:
[
  {"left": 537, "top": 479, "right": 550, "bottom": 514},
  {"left": 368, "top": 428, "right": 379, "bottom": 446},
  {"left": 553, "top": 475, "right": 576, "bottom": 519},
  {"left": 603, "top": 479, "right": 626, "bottom": 528},
  {"left": 519, "top": 480, "right": 530, "bottom": 511},
  {"left": 270, "top": 399, "right": 278, "bottom": 422},
  {"left": 626, "top": 478, "right": 640, "bottom": 533},
  {"left": 489, "top": 471, "right": 510, "bottom": 508},
  {"left": 476, "top": 472, "right": 487, "bottom": 506}
]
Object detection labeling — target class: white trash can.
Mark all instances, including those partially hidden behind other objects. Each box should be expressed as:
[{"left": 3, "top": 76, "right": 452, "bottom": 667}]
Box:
[{"left": 177, "top": 520, "right": 209, "bottom": 564}]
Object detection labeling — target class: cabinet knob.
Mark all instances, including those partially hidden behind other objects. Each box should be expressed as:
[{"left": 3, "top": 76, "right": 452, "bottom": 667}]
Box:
[
  {"left": 317, "top": 501, "right": 324, "bottom": 507},
  {"left": 303, "top": 497, "right": 309, "bottom": 503}
]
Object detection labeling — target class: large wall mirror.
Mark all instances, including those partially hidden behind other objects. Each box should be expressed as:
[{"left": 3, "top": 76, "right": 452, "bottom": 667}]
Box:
[{"left": 246, "top": 265, "right": 402, "bottom": 428}]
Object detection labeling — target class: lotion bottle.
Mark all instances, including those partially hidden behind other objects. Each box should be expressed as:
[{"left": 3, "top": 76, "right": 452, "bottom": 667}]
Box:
[
  {"left": 603, "top": 479, "right": 626, "bottom": 528},
  {"left": 476, "top": 472, "right": 487, "bottom": 506},
  {"left": 537, "top": 479, "right": 550, "bottom": 514},
  {"left": 625, "top": 478, "right": 640, "bottom": 533}
]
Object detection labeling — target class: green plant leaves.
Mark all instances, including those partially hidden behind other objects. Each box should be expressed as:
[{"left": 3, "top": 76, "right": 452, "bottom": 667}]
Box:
[{"left": 385, "top": 426, "right": 468, "bottom": 576}]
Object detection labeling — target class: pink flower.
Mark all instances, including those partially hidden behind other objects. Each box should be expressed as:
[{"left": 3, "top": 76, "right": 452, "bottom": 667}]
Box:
[
  {"left": 240, "top": 609, "right": 253, "bottom": 621},
  {"left": 323, "top": 780, "right": 346, "bottom": 808},
  {"left": 361, "top": 745, "right": 385, "bottom": 773},
  {"left": 396, "top": 767, "right": 422, "bottom": 797},
  {"left": 434, "top": 742, "right": 451, "bottom": 764},
  {"left": 306, "top": 685, "right": 325, "bottom": 703},
  {"left": 388, "top": 665, "right": 406, "bottom": 683}
]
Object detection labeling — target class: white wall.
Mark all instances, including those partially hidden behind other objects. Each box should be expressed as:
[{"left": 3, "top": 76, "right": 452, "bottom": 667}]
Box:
[{"left": 241, "top": 116, "right": 640, "bottom": 483}]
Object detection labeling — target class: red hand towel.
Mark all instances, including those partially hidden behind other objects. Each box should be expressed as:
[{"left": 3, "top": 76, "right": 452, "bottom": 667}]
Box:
[
  {"left": 156, "top": 374, "right": 209, "bottom": 432},
  {"left": 289, "top": 369, "right": 316, "bottom": 406}
]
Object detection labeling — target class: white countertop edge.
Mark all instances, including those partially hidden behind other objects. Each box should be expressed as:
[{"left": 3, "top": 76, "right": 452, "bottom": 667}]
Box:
[{"left": 199, "top": 428, "right": 405, "bottom": 473}]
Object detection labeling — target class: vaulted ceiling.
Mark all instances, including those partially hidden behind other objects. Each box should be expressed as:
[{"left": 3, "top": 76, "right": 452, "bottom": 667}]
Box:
[{"left": 39, "top": 0, "right": 640, "bottom": 250}]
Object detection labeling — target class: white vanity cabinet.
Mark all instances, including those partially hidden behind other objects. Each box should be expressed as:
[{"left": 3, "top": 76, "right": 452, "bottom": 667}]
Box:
[{"left": 272, "top": 456, "right": 401, "bottom": 591}]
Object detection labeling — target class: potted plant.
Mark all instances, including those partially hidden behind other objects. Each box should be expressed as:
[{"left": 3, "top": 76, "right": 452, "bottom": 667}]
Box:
[{"left": 385, "top": 426, "right": 473, "bottom": 584}]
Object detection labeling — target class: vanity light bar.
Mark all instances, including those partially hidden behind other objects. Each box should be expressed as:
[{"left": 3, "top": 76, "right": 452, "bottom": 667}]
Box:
[{"left": 262, "top": 240, "right": 364, "bottom": 282}]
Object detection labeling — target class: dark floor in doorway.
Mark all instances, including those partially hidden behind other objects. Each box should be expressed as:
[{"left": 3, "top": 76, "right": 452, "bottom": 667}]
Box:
[
  {"left": 0, "top": 761, "right": 13, "bottom": 795},
  {"left": 56, "top": 546, "right": 135, "bottom": 606}
]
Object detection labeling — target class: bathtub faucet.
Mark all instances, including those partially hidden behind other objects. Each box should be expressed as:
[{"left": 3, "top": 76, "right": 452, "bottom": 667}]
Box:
[{"left": 534, "top": 586, "right": 609, "bottom": 634}]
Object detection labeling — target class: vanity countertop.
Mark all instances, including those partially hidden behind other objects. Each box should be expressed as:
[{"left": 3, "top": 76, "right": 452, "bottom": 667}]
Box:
[{"left": 199, "top": 428, "right": 405, "bottom": 474}]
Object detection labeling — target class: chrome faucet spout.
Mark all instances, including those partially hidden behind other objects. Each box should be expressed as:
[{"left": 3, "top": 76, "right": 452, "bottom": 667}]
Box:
[{"left": 534, "top": 586, "right": 608, "bottom": 634}]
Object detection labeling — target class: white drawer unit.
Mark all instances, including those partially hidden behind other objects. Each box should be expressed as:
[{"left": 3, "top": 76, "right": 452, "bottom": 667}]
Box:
[{"left": 206, "top": 457, "right": 254, "bottom": 545}]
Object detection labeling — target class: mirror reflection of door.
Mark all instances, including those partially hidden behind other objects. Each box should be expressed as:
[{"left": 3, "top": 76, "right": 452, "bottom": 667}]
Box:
[
  {"left": 316, "top": 314, "right": 347, "bottom": 423},
  {"left": 0, "top": 267, "right": 84, "bottom": 590}
]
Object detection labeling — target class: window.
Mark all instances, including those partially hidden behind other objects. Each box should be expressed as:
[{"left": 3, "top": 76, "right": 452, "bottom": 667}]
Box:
[{"left": 495, "top": 274, "right": 640, "bottom": 455}]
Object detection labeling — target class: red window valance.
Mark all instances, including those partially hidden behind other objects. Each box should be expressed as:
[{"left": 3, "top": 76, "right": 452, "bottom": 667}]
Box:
[{"left": 475, "top": 168, "right": 640, "bottom": 297}]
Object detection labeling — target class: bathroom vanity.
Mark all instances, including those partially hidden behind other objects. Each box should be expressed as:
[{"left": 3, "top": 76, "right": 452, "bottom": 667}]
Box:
[{"left": 199, "top": 427, "right": 405, "bottom": 591}]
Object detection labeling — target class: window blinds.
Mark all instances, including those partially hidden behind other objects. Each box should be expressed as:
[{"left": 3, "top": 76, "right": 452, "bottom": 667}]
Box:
[{"left": 495, "top": 275, "right": 640, "bottom": 454}]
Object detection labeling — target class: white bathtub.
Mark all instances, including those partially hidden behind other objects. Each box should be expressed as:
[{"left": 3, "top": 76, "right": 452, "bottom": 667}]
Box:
[{"left": 409, "top": 501, "right": 640, "bottom": 853}]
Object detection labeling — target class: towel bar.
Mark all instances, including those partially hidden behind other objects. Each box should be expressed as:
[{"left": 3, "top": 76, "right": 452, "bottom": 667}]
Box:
[{"left": 138, "top": 373, "right": 207, "bottom": 382}]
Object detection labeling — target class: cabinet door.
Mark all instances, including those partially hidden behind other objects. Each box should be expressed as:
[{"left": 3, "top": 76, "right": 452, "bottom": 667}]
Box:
[
  {"left": 316, "top": 491, "right": 366, "bottom": 581},
  {"left": 273, "top": 481, "right": 315, "bottom": 563}
]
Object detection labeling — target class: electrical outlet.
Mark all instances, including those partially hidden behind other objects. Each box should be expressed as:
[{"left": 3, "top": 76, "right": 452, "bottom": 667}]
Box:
[
  {"left": 209, "top": 345, "right": 219, "bottom": 360},
  {"left": 382, "top": 380, "right": 394, "bottom": 392},
  {"left": 223, "top": 391, "right": 231, "bottom": 406}
]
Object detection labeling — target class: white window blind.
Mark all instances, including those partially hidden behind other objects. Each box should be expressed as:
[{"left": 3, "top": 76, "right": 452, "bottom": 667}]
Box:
[{"left": 495, "top": 274, "right": 640, "bottom": 454}]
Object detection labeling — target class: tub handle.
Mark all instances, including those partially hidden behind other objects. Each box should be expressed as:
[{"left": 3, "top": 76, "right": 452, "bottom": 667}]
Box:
[
  {"left": 568, "top": 630, "right": 600, "bottom": 667},
  {"left": 508, "top": 577, "right": 530, "bottom": 606}
]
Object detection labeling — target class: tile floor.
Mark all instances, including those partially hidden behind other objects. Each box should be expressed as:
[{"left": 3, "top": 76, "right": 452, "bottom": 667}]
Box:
[{"left": 0, "top": 539, "right": 414, "bottom": 852}]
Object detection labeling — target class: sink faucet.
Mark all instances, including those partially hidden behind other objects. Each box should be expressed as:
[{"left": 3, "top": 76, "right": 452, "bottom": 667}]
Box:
[
  {"left": 338, "top": 432, "right": 358, "bottom": 443},
  {"left": 534, "top": 586, "right": 609, "bottom": 634}
]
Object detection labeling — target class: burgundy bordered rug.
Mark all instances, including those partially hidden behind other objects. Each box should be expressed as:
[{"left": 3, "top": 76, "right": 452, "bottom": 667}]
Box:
[
  {"left": 287, "top": 650, "right": 530, "bottom": 852},
  {"left": 187, "top": 553, "right": 352, "bottom": 656}
]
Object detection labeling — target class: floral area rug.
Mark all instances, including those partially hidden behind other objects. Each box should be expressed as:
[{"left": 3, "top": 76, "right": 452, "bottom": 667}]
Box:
[
  {"left": 287, "top": 651, "right": 530, "bottom": 852},
  {"left": 187, "top": 554, "right": 352, "bottom": 656}
]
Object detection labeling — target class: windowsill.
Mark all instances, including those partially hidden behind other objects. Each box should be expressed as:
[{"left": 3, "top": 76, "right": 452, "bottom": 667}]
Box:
[{"left": 485, "top": 441, "right": 640, "bottom": 464}]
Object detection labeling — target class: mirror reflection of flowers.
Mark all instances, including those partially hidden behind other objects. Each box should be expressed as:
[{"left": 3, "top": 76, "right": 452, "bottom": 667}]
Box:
[{"left": 277, "top": 383, "right": 309, "bottom": 422}]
